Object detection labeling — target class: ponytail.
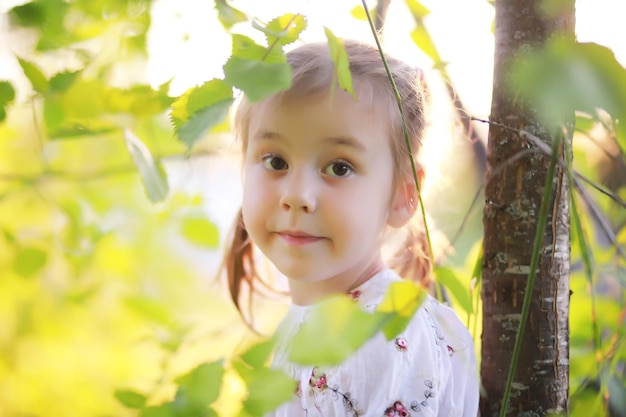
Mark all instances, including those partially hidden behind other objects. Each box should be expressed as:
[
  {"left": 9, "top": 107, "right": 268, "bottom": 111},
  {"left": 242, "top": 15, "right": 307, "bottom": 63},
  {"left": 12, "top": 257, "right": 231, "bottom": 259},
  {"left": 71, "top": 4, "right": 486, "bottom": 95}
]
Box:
[
  {"left": 225, "top": 209, "right": 256, "bottom": 322},
  {"left": 391, "top": 223, "right": 433, "bottom": 289}
]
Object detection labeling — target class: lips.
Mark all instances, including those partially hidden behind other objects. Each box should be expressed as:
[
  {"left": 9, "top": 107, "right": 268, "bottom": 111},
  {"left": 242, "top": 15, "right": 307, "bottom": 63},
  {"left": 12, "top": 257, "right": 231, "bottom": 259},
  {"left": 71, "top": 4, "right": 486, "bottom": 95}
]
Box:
[{"left": 277, "top": 230, "right": 323, "bottom": 246}]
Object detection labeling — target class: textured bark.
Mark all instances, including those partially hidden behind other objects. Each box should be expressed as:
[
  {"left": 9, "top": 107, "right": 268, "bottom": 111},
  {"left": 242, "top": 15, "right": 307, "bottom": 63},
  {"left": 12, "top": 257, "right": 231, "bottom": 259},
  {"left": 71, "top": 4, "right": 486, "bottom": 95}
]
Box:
[{"left": 481, "top": 1, "right": 574, "bottom": 416}]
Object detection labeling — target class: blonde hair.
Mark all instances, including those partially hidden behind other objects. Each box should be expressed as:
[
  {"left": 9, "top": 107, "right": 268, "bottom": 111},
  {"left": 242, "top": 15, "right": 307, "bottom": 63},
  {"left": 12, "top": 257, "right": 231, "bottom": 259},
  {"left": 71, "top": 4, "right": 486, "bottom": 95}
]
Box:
[{"left": 225, "top": 39, "right": 433, "bottom": 318}]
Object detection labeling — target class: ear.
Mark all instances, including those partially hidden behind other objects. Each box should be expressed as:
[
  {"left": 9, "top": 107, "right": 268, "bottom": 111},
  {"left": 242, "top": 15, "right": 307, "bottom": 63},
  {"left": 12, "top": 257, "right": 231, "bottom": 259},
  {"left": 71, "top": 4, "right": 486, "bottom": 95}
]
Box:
[{"left": 387, "top": 169, "right": 424, "bottom": 228}]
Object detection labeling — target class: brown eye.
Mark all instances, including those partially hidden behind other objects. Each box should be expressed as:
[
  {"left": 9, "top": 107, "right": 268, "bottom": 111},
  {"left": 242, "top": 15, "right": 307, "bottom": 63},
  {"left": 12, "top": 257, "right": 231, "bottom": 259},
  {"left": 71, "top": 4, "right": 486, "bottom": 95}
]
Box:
[
  {"left": 324, "top": 160, "right": 354, "bottom": 177},
  {"left": 262, "top": 154, "right": 288, "bottom": 171}
]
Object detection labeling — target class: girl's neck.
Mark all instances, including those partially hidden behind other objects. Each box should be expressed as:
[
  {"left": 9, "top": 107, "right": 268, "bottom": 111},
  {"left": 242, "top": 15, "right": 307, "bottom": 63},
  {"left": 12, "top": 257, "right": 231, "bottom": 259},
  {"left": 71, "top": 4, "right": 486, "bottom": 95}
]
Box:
[{"left": 288, "top": 261, "right": 387, "bottom": 306}]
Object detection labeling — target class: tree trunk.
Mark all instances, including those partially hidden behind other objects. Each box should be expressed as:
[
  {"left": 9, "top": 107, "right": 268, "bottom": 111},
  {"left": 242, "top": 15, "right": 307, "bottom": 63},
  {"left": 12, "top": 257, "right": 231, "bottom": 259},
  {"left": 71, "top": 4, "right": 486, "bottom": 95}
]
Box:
[{"left": 481, "top": 1, "right": 574, "bottom": 416}]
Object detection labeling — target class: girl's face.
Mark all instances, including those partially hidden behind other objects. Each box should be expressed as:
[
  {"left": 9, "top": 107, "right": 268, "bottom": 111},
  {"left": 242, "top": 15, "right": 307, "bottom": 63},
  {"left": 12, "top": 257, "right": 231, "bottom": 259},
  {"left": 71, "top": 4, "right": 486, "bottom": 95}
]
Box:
[{"left": 242, "top": 91, "right": 412, "bottom": 305}]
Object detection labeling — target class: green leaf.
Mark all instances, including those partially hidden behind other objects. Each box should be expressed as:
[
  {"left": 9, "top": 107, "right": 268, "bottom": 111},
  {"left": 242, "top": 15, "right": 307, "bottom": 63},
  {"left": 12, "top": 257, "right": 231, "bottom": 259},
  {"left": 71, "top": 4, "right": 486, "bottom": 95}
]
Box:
[
  {"left": 223, "top": 55, "right": 292, "bottom": 102},
  {"left": 214, "top": 0, "right": 247, "bottom": 29},
  {"left": 124, "top": 129, "right": 169, "bottom": 203},
  {"left": 9, "top": 1, "right": 46, "bottom": 27},
  {"left": 434, "top": 266, "right": 473, "bottom": 314},
  {"left": 230, "top": 34, "right": 286, "bottom": 64},
  {"left": 410, "top": 25, "right": 442, "bottom": 64},
  {"left": 376, "top": 280, "right": 427, "bottom": 340},
  {"left": 125, "top": 296, "right": 172, "bottom": 326},
  {"left": 264, "top": 14, "right": 307, "bottom": 47},
  {"left": 181, "top": 217, "right": 219, "bottom": 248},
  {"left": 170, "top": 79, "right": 233, "bottom": 148},
  {"left": 140, "top": 404, "right": 175, "bottom": 417},
  {"left": 240, "top": 339, "right": 275, "bottom": 368},
  {"left": 289, "top": 297, "right": 385, "bottom": 366},
  {"left": 509, "top": 39, "right": 626, "bottom": 142},
  {"left": 350, "top": 5, "right": 367, "bottom": 20},
  {"left": 0, "top": 81, "right": 15, "bottom": 104},
  {"left": 236, "top": 365, "right": 294, "bottom": 416},
  {"left": 107, "top": 85, "right": 174, "bottom": 118},
  {"left": 175, "top": 361, "right": 225, "bottom": 409},
  {"left": 49, "top": 70, "right": 81, "bottom": 93},
  {"left": 405, "top": 0, "right": 432, "bottom": 18},
  {"left": 470, "top": 244, "right": 483, "bottom": 287},
  {"left": 114, "top": 389, "right": 147, "bottom": 410},
  {"left": 12, "top": 247, "right": 47, "bottom": 278},
  {"left": 17, "top": 58, "right": 49, "bottom": 93},
  {"left": 0, "top": 81, "right": 15, "bottom": 122},
  {"left": 323, "top": 28, "right": 355, "bottom": 97}
]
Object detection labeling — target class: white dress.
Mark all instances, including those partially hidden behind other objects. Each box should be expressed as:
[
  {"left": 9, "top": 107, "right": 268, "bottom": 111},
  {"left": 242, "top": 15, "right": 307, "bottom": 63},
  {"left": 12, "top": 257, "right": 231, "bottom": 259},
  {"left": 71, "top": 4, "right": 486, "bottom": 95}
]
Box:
[{"left": 268, "top": 269, "right": 479, "bottom": 417}]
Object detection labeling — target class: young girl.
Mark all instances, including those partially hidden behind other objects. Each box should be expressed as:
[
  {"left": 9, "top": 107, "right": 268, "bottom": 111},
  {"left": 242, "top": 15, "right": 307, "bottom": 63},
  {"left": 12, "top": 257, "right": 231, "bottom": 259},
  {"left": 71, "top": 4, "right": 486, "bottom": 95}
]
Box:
[{"left": 225, "top": 39, "right": 479, "bottom": 417}]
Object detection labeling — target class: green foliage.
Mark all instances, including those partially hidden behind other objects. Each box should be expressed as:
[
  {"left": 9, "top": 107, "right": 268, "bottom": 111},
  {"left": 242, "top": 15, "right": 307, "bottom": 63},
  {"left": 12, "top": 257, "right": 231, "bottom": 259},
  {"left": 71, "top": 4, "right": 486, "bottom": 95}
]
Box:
[
  {"left": 509, "top": 39, "right": 626, "bottom": 141},
  {"left": 0, "top": 81, "right": 16, "bottom": 122},
  {"left": 324, "top": 27, "right": 356, "bottom": 98},
  {"left": 434, "top": 266, "right": 473, "bottom": 314},
  {"left": 214, "top": 0, "right": 247, "bottom": 30},
  {"left": 223, "top": 55, "right": 292, "bottom": 102},
  {"left": 170, "top": 79, "right": 233, "bottom": 148},
  {"left": 289, "top": 281, "right": 426, "bottom": 367},
  {"left": 124, "top": 130, "right": 169, "bottom": 203}
]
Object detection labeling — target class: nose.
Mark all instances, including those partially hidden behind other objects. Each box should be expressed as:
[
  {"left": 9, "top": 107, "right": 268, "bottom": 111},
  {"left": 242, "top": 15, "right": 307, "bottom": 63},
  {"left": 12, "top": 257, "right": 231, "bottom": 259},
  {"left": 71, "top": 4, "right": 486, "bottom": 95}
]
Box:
[{"left": 279, "top": 170, "right": 317, "bottom": 213}]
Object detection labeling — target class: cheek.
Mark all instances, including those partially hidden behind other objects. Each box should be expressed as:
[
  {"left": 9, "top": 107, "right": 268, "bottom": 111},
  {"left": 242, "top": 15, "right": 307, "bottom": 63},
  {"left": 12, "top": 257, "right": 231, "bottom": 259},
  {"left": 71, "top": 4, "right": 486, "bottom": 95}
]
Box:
[{"left": 241, "top": 167, "right": 271, "bottom": 227}]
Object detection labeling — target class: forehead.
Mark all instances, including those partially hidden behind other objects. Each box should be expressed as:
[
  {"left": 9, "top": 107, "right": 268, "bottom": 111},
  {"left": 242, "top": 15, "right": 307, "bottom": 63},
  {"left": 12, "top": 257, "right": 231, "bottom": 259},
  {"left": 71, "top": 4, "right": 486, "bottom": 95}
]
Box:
[{"left": 245, "top": 90, "right": 395, "bottom": 158}]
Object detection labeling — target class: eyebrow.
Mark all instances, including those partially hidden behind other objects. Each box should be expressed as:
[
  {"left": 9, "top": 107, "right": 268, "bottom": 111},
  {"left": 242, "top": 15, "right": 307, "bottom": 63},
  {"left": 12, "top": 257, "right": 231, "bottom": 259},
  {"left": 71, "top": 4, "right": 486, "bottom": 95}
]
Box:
[{"left": 256, "top": 131, "right": 366, "bottom": 152}]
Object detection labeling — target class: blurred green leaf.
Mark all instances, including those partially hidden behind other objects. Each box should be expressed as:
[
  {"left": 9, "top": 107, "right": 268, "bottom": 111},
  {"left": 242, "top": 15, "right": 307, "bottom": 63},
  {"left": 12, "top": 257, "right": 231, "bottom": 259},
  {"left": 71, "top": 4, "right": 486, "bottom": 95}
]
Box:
[
  {"left": 404, "top": 0, "right": 432, "bottom": 18},
  {"left": 410, "top": 25, "right": 442, "bottom": 65},
  {"left": 215, "top": 0, "right": 248, "bottom": 29},
  {"left": 350, "top": 5, "right": 367, "bottom": 20},
  {"left": 231, "top": 34, "right": 286, "bottom": 64},
  {"left": 141, "top": 403, "right": 175, "bottom": 417},
  {"left": 235, "top": 364, "right": 294, "bottom": 417},
  {"left": 124, "top": 129, "right": 169, "bottom": 203},
  {"left": 17, "top": 58, "right": 49, "bottom": 94},
  {"left": 0, "top": 81, "right": 15, "bottom": 122},
  {"left": 289, "top": 297, "right": 385, "bottom": 366},
  {"left": 181, "top": 216, "right": 219, "bottom": 248},
  {"left": 107, "top": 85, "right": 174, "bottom": 118},
  {"left": 509, "top": 40, "right": 626, "bottom": 142},
  {"left": 240, "top": 338, "right": 275, "bottom": 368},
  {"left": 170, "top": 79, "right": 233, "bottom": 148},
  {"left": 174, "top": 361, "right": 224, "bottom": 412},
  {"left": 323, "top": 27, "right": 355, "bottom": 97},
  {"left": 13, "top": 247, "right": 47, "bottom": 278},
  {"left": 0, "top": 81, "right": 15, "bottom": 104},
  {"left": 9, "top": 1, "right": 47, "bottom": 26},
  {"left": 49, "top": 70, "right": 81, "bottom": 93},
  {"left": 223, "top": 55, "right": 292, "bottom": 102},
  {"left": 606, "top": 371, "right": 626, "bottom": 415},
  {"left": 115, "top": 389, "right": 147, "bottom": 410},
  {"left": 264, "top": 14, "right": 307, "bottom": 47},
  {"left": 377, "top": 280, "right": 427, "bottom": 340},
  {"left": 435, "top": 266, "right": 473, "bottom": 314},
  {"left": 125, "top": 296, "right": 173, "bottom": 326}
]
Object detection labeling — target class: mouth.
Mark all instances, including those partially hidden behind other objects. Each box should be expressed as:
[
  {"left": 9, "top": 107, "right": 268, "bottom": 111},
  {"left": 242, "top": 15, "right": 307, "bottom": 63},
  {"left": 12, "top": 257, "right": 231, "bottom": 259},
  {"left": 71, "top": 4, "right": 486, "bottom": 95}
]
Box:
[{"left": 276, "top": 231, "right": 323, "bottom": 246}]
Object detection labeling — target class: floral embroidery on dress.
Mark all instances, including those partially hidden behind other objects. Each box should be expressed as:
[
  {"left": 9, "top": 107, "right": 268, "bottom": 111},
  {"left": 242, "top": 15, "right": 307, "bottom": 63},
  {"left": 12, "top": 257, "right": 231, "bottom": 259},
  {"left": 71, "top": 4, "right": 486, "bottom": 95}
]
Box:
[
  {"left": 309, "top": 367, "right": 328, "bottom": 392},
  {"left": 385, "top": 380, "right": 435, "bottom": 415},
  {"left": 349, "top": 289, "right": 362, "bottom": 301},
  {"left": 385, "top": 400, "right": 411, "bottom": 416},
  {"left": 306, "top": 368, "right": 364, "bottom": 416},
  {"left": 395, "top": 337, "right": 408, "bottom": 351},
  {"left": 447, "top": 344, "right": 455, "bottom": 356}
]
